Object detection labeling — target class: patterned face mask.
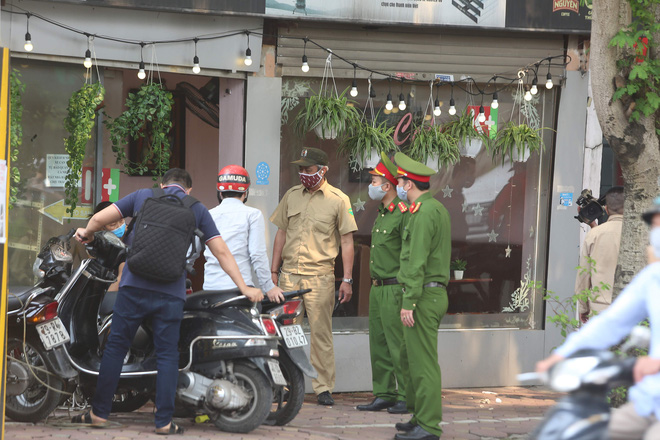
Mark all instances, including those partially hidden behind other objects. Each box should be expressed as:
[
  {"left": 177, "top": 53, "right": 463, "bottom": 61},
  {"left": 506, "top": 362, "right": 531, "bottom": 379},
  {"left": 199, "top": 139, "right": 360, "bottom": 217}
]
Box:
[{"left": 299, "top": 169, "right": 324, "bottom": 189}]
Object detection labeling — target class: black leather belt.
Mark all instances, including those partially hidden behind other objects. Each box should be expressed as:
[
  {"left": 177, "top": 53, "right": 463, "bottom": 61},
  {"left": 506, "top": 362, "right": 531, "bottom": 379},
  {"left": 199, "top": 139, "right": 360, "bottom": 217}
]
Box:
[
  {"left": 424, "top": 282, "right": 447, "bottom": 289},
  {"left": 372, "top": 278, "right": 399, "bottom": 286}
]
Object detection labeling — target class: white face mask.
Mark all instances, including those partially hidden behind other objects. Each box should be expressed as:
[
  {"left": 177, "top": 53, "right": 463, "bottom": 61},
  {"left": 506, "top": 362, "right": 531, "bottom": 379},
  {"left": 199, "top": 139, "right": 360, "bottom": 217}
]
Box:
[
  {"left": 650, "top": 228, "right": 660, "bottom": 258},
  {"left": 368, "top": 183, "right": 388, "bottom": 201},
  {"left": 397, "top": 183, "right": 409, "bottom": 203}
]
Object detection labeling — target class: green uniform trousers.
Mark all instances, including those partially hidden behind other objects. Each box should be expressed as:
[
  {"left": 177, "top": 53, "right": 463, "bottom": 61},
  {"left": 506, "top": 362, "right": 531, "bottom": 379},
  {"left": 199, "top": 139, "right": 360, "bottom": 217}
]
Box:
[
  {"left": 400, "top": 287, "right": 448, "bottom": 437},
  {"left": 369, "top": 284, "right": 406, "bottom": 401}
]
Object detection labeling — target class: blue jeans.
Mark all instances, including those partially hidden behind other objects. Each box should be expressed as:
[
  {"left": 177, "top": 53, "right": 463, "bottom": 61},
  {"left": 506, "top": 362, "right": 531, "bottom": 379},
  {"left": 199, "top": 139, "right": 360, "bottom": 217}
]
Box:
[{"left": 91, "top": 286, "right": 184, "bottom": 428}]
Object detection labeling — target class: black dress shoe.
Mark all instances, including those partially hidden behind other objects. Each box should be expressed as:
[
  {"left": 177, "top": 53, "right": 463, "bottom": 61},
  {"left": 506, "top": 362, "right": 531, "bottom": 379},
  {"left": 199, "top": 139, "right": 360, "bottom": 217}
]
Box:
[
  {"left": 317, "top": 391, "right": 334, "bottom": 406},
  {"left": 387, "top": 401, "right": 409, "bottom": 414},
  {"left": 394, "top": 425, "right": 439, "bottom": 440},
  {"left": 356, "top": 397, "right": 396, "bottom": 411},
  {"left": 395, "top": 421, "right": 416, "bottom": 432}
]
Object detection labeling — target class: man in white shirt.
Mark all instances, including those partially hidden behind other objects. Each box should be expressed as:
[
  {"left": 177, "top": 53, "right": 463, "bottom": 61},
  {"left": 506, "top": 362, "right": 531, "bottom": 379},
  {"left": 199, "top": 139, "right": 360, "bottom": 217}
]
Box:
[{"left": 204, "top": 165, "right": 285, "bottom": 303}]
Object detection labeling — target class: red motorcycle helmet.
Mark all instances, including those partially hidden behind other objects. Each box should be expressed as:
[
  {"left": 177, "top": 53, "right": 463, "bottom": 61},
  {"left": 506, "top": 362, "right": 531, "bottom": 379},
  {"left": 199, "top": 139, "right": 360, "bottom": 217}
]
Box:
[{"left": 217, "top": 165, "right": 251, "bottom": 203}]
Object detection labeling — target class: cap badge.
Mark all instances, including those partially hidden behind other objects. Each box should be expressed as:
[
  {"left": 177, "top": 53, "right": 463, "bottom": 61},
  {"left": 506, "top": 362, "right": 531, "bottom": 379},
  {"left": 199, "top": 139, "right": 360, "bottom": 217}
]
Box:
[{"left": 301, "top": 149, "right": 308, "bottom": 157}]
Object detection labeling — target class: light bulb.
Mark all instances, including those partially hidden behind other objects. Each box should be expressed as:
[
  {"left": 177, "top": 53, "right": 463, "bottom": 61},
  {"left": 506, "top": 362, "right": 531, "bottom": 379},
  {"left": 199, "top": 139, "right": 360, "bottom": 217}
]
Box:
[
  {"left": 491, "top": 93, "right": 499, "bottom": 109},
  {"left": 524, "top": 89, "right": 532, "bottom": 101},
  {"left": 478, "top": 105, "right": 486, "bottom": 123},
  {"left": 398, "top": 93, "right": 406, "bottom": 111},
  {"left": 137, "top": 61, "right": 146, "bottom": 79},
  {"left": 192, "top": 55, "right": 201, "bottom": 74},
  {"left": 24, "top": 33, "right": 33, "bottom": 52},
  {"left": 530, "top": 79, "right": 538, "bottom": 95},
  {"left": 83, "top": 49, "right": 92, "bottom": 69},
  {"left": 448, "top": 98, "right": 456, "bottom": 116},
  {"left": 546, "top": 73, "right": 553, "bottom": 89},
  {"left": 301, "top": 55, "right": 309, "bottom": 73},
  {"left": 350, "top": 79, "right": 358, "bottom": 97},
  {"left": 386, "top": 93, "right": 393, "bottom": 111},
  {"left": 244, "top": 48, "right": 253, "bottom": 66},
  {"left": 433, "top": 98, "right": 441, "bottom": 116}
]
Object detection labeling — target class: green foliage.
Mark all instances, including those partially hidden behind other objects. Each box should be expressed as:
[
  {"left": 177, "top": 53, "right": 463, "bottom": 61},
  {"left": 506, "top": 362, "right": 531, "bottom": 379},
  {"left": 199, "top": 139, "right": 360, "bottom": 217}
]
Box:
[
  {"left": 105, "top": 83, "right": 174, "bottom": 182},
  {"left": 338, "top": 119, "right": 396, "bottom": 169},
  {"left": 488, "top": 122, "right": 545, "bottom": 165},
  {"left": 64, "top": 82, "right": 105, "bottom": 214},
  {"left": 450, "top": 258, "right": 467, "bottom": 271},
  {"left": 406, "top": 123, "right": 460, "bottom": 167},
  {"left": 443, "top": 109, "right": 483, "bottom": 145},
  {"left": 609, "top": 0, "right": 660, "bottom": 123},
  {"left": 292, "top": 88, "right": 360, "bottom": 139},
  {"left": 9, "top": 70, "right": 25, "bottom": 209}
]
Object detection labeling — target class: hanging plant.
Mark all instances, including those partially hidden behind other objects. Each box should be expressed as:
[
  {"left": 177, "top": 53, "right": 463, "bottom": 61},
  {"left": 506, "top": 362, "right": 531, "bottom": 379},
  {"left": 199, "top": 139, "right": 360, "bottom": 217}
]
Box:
[
  {"left": 292, "top": 88, "right": 359, "bottom": 139},
  {"left": 105, "top": 82, "right": 174, "bottom": 180},
  {"left": 406, "top": 123, "right": 459, "bottom": 168},
  {"left": 338, "top": 120, "right": 396, "bottom": 171},
  {"left": 489, "top": 121, "right": 545, "bottom": 164},
  {"left": 9, "top": 70, "right": 25, "bottom": 208},
  {"left": 63, "top": 81, "right": 105, "bottom": 214},
  {"left": 444, "top": 108, "right": 487, "bottom": 153}
]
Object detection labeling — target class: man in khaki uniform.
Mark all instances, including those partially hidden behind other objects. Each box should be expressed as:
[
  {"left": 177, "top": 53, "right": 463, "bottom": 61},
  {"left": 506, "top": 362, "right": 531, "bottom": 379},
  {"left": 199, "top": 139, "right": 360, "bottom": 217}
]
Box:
[
  {"left": 270, "top": 147, "right": 358, "bottom": 405},
  {"left": 576, "top": 186, "right": 624, "bottom": 319}
]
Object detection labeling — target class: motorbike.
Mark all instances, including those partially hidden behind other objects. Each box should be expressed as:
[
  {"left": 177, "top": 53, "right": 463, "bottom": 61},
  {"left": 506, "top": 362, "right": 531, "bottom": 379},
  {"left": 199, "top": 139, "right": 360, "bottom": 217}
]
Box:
[
  {"left": 518, "top": 326, "right": 651, "bottom": 440},
  {"left": 5, "top": 230, "right": 79, "bottom": 422},
  {"left": 43, "top": 229, "right": 287, "bottom": 433},
  {"left": 261, "top": 290, "right": 317, "bottom": 425}
]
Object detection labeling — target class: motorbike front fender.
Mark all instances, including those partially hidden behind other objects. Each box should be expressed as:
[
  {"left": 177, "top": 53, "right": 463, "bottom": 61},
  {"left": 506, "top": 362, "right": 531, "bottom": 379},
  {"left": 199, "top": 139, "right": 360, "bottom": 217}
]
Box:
[{"left": 281, "top": 346, "right": 317, "bottom": 379}]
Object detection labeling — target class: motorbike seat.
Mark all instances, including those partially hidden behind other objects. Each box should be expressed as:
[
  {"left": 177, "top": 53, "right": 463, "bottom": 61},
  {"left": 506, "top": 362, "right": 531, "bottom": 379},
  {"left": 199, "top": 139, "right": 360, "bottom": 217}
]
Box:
[
  {"left": 7, "top": 286, "right": 41, "bottom": 312},
  {"left": 184, "top": 289, "right": 252, "bottom": 310},
  {"left": 99, "top": 290, "right": 118, "bottom": 316}
]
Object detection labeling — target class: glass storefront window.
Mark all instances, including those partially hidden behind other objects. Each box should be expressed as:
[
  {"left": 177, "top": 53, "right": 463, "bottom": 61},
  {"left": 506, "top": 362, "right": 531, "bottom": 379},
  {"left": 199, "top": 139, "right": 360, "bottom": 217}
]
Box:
[
  {"left": 279, "top": 77, "right": 555, "bottom": 330},
  {"left": 8, "top": 59, "right": 97, "bottom": 287}
]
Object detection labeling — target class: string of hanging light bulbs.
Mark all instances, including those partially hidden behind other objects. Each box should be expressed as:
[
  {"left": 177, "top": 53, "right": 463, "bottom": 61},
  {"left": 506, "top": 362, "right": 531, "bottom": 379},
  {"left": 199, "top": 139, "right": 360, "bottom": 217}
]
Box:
[{"left": 4, "top": 6, "right": 568, "bottom": 107}]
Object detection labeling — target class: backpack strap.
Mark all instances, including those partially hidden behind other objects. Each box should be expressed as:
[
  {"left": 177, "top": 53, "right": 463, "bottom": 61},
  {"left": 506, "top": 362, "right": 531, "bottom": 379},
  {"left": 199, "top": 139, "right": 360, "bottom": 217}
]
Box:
[{"left": 181, "top": 195, "right": 200, "bottom": 209}]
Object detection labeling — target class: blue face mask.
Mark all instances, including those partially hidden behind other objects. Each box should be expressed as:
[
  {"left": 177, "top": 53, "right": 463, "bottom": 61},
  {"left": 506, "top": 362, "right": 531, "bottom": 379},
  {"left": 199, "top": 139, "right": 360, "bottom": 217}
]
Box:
[
  {"left": 111, "top": 223, "right": 126, "bottom": 238},
  {"left": 397, "top": 184, "right": 409, "bottom": 203}
]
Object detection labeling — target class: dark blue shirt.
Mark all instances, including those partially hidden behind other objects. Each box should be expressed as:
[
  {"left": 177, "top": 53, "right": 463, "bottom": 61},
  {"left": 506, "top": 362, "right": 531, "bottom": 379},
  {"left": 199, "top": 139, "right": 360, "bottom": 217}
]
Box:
[{"left": 113, "top": 184, "right": 220, "bottom": 300}]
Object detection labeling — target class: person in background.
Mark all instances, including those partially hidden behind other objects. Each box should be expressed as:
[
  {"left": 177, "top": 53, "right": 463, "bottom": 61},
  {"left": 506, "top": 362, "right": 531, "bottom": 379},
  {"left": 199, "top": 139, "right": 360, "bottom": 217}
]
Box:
[
  {"left": 393, "top": 152, "right": 450, "bottom": 440},
  {"left": 575, "top": 186, "right": 624, "bottom": 321},
  {"left": 357, "top": 153, "right": 409, "bottom": 414},
  {"left": 536, "top": 195, "right": 660, "bottom": 440},
  {"left": 93, "top": 201, "right": 126, "bottom": 292},
  {"left": 270, "top": 147, "right": 358, "bottom": 406},
  {"left": 203, "top": 165, "right": 284, "bottom": 302}
]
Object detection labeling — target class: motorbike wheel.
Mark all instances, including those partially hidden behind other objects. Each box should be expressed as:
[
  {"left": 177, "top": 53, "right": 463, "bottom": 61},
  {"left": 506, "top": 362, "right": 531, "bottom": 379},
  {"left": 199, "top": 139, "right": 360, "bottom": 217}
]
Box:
[
  {"left": 5, "top": 338, "right": 65, "bottom": 422},
  {"left": 267, "top": 353, "right": 305, "bottom": 426},
  {"left": 111, "top": 389, "right": 151, "bottom": 413},
  {"left": 211, "top": 363, "right": 273, "bottom": 433}
]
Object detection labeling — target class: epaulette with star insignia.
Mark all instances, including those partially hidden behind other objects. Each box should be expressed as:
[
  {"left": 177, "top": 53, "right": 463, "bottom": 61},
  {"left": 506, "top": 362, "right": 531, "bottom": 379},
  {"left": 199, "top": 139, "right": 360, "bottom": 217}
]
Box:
[
  {"left": 387, "top": 202, "right": 396, "bottom": 212},
  {"left": 397, "top": 202, "right": 408, "bottom": 213},
  {"left": 410, "top": 202, "right": 422, "bottom": 214}
]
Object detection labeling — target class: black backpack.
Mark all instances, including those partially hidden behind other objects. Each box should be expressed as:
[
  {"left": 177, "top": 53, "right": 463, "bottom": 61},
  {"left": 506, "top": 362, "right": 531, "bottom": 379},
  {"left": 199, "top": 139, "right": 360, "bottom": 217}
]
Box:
[{"left": 126, "top": 188, "right": 204, "bottom": 283}]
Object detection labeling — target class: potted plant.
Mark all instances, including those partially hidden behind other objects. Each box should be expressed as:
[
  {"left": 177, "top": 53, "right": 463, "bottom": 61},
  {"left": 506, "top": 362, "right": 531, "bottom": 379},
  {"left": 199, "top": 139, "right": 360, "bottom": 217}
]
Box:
[
  {"left": 293, "top": 88, "right": 359, "bottom": 140},
  {"left": 338, "top": 119, "right": 396, "bottom": 171},
  {"left": 444, "top": 109, "right": 485, "bottom": 158},
  {"left": 489, "top": 121, "right": 545, "bottom": 164},
  {"left": 105, "top": 82, "right": 174, "bottom": 181},
  {"left": 451, "top": 259, "right": 467, "bottom": 280},
  {"left": 406, "top": 123, "right": 459, "bottom": 170},
  {"left": 64, "top": 81, "right": 105, "bottom": 214}
]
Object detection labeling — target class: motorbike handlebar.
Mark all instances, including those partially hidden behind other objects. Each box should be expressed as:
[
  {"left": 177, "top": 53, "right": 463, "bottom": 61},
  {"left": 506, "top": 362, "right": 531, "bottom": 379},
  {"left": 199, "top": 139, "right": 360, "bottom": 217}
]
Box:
[
  {"left": 516, "top": 372, "right": 548, "bottom": 384},
  {"left": 261, "top": 288, "right": 312, "bottom": 305}
]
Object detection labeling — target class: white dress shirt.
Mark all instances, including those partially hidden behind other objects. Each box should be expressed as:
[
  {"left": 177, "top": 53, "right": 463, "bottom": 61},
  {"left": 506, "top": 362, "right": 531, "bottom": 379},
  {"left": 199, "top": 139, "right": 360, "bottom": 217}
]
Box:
[
  {"left": 203, "top": 197, "right": 276, "bottom": 293},
  {"left": 556, "top": 262, "right": 660, "bottom": 419}
]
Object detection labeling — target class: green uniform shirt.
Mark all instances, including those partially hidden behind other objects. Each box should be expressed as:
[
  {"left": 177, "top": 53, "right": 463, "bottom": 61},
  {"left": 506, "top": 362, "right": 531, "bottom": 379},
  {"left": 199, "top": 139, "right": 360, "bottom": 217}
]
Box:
[
  {"left": 370, "top": 197, "right": 409, "bottom": 280},
  {"left": 397, "top": 192, "right": 451, "bottom": 310}
]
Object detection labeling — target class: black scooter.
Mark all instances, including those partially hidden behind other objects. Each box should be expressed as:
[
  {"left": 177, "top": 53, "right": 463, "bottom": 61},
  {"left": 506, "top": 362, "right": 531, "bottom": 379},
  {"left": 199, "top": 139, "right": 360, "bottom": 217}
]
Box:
[
  {"left": 518, "top": 326, "right": 651, "bottom": 440},
  {"left": 5, "top": 230, "right": 79, "bottom": 422},
  {"left": 54, "top": 230, "right": 286, "bottom": 433}
]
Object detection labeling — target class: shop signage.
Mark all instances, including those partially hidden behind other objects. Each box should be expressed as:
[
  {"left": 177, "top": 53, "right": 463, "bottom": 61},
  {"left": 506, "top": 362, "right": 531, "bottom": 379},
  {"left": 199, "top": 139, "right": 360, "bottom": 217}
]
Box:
[
  {"left": 45, "top": 154, "right": 70, "bottom": 188},
  {"left": 46, "top": 0, "right": 266, "bottom": 14},
  {"left": 40, "top": 199, "right": 93, "bottom": 225},
  {"left": 505, "top": 0, "right": 591, "bottom": 32},
  {"left": 80, "top": 167, "right": 121, "bottom": 205}
]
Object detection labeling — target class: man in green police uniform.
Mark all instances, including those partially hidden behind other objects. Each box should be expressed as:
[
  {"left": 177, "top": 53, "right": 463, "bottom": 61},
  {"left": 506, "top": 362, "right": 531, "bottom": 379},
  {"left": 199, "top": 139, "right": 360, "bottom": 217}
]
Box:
[
  {"left": 356, "top": 153, "right": 409, "bottom": 414},
  {"left": 393, "top": 152, "right": 450, "bottom": 440}
]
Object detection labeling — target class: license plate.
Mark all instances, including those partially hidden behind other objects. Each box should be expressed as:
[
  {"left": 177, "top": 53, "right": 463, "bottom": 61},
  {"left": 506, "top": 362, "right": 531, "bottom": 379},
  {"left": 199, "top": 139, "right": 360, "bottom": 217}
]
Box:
[
  {"left": 36, "top": 318, "right": 70, "bottom": 350},
  {"left": 267, "top": 360, "right": 287, "bottom": 386},
  {"left": 280, "top": 325, "right": 307, "bottom": 348}
]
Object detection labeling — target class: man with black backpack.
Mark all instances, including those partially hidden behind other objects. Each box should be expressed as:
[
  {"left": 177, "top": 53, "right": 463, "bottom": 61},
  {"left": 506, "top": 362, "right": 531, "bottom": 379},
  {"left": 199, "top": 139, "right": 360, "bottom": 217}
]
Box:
[{"left": 72, "top": 168, "right": 263, "bottom": 435}]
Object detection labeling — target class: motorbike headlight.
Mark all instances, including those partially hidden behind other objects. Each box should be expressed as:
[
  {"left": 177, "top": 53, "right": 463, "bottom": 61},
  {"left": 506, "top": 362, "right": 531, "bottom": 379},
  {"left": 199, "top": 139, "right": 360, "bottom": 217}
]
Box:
[{"left": 32, "top": 257, "right": 45, "bottom": 279}]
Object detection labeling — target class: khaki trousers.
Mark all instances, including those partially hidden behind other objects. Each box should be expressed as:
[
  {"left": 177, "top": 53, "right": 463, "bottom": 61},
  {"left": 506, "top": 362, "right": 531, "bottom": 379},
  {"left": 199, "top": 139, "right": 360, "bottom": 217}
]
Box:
[
  {"left": 279, "top": 272, "right": 336, "bottom": 395},
  {"left": 608, "top": 402, "right": 660, "bottom": 440}
]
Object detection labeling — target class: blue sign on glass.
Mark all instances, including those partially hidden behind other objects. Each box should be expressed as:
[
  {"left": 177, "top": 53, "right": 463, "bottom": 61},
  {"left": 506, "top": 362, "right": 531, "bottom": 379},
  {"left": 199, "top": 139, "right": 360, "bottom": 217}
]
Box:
[
  {"left": 559, "top": 192, "right": 573, "bottom": 207},
  {"left": 256, "top": 162, "right": 270, "bottom": 185}
]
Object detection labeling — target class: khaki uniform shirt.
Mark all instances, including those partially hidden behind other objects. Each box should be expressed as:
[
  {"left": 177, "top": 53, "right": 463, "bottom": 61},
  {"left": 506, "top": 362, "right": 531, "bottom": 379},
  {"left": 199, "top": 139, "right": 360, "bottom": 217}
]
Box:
[
  {"left": 270, "top": 180, "right": 358, "bottom": 276},
  {"left": 575, "top": 214, "right": 623, "bottom": 313}
]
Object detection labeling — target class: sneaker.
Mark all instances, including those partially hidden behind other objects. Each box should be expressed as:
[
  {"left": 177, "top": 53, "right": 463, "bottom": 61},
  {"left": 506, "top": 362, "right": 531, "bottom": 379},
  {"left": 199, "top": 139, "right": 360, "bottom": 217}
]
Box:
[{"left": 317, "top": 391, "right": 334, "bottom": 405}]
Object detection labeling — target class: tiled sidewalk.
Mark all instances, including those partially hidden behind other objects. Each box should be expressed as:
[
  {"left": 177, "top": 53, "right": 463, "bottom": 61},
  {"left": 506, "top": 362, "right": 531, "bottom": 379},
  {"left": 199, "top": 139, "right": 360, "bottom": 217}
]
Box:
[{"left": 5, "top": 387, "right": 560, "bottom": 440}]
